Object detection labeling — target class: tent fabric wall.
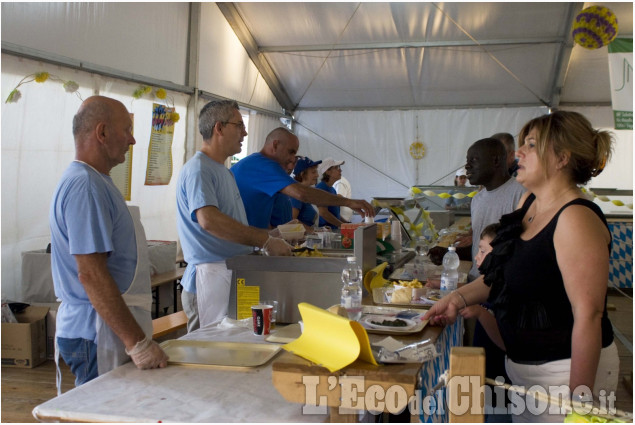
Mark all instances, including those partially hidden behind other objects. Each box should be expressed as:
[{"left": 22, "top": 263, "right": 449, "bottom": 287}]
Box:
[
  {"left": 1, "top": 54, "right": 187, "bottom": 302},
  {"left": 1, "top": 2, "right": 190, "bottom": 86},
  {"left": 246, "top": 112, "right": 282, "bottom": 153},
  {"left": 197, "top": 3, "right": 283, "bottom": 114},
  {"left": 561, "top": 106, "right": 633, "bottom": 194},
  {"left": 1, "top": 3, "right": 631, "bottom": 303},
  {"left": 293, "top": 107, "right": 546, "bottom": 202},
  {"left": 0, "top": 2, "right": 285, "bottom": 302},
  {"left": 293, "top": 106, "right": 632, "bottom": 215}
]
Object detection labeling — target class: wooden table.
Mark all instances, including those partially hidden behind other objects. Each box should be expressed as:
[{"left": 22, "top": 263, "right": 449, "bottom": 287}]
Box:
[
  {"left": 150, "top": 266, "right": 185, "bottom": 317},
  {"left": 272, "top": 319, "right": 463, "bottom": 422},
  {"left": 272, "top": 325, "right": 441, "bottom": 421}
]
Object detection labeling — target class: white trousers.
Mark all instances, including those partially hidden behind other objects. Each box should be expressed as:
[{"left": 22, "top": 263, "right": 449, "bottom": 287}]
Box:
[
  {"left": 505, "top": 342, "right": 619, "bottom": 423},
  {"left": 195, "top": 262, "right": 232, "bottom": 328},
  {"left": 180, "top": 289, "right": 199, "bottom": 333}
]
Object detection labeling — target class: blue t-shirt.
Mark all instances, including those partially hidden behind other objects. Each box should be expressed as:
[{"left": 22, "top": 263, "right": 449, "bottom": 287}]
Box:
[
  {"left": 49, "top": 161, "right": 137, "bottom": 342},
  {"left": 316, "top": 181, "right": 341, "bottom": 228},
  {"left": 270, "top": 193, "right": 293, "bottom": 227},
  {"left": 291, "top": 197, "right": 317, "bottom": 227},
  {"left": 176, "top": 152, "right": 252, "bottom": 293},
  {"left": 231, "top": 153, "right": 296, "bottom": 229}
]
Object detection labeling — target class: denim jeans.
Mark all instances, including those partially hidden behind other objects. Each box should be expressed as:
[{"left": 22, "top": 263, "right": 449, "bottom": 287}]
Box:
[{"left": 57, "top": 337, "right": 98, "bottom": 386}]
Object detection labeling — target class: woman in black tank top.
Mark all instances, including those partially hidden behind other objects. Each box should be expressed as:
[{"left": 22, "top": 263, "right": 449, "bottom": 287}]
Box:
[{"left": 424, "top": 111, "right": 618, "bottom": 421}]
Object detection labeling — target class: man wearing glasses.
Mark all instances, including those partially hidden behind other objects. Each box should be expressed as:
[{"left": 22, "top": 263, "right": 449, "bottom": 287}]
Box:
[
  {"left": 176, "top": 100, "right": 292, "bottom": 330},
  {"left": 231, "top": 127, "right": 375, "bottom": 229}
]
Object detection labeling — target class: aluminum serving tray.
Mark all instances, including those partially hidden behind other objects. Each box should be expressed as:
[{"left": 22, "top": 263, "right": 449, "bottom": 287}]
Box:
[{"left": 160, "top": 340, "right": 281, "bottom": 369}]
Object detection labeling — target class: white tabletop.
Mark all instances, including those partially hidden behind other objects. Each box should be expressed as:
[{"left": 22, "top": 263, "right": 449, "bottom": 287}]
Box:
[{"left": 33, "top": 321, "right": 328, "bottom": 422}]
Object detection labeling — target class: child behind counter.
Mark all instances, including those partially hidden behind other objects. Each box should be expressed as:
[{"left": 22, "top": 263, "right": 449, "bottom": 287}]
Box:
[{"left": 459, "top": 223, "right": 505, "bottom": 350}]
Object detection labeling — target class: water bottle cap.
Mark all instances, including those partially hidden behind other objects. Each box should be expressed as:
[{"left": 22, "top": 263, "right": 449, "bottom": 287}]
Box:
[{"left": 448, "top": 246, "right": 456, "bottom": 251}]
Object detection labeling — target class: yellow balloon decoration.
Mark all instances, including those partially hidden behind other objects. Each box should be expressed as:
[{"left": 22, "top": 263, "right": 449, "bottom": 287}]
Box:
[
  {"left": 572, "top": 6, "right": 619, "bottom": 50},
  {"left": 409, "top": 141, "right": 425, "bottom": 159}
]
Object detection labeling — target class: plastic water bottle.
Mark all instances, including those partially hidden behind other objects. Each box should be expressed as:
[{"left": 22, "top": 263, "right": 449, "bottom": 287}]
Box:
[
  {"left": 341, "top": 256, "right": 362, "bottom": 321},
  {"left": 413, "top": 236, "right": 428, "bottom": 281},
  {"left": 440, "top": 246, "right": 460, "bottom": 296}
]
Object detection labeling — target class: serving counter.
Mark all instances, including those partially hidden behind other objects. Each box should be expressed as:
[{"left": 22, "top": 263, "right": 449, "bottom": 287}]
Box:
[
  {"left": 227, "top": 224, "right": 381, "bottom": 324},
  {"left": 32, "top": 316, "right": 463, "bottom": 423},
  {"left": 32, "top": 260, "right": 469, "bottom": 423}
]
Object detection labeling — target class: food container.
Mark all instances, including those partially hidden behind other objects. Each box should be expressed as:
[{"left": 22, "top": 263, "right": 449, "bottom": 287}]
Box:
[
  {"left": 277, "top": 223, "right": 305, "bottom": 242},
  {"left": 305, "top": 235, "right": 322, "bottom": 249},
  {"left": 372, "top": 286, "right": 435, "bottom": 307}
]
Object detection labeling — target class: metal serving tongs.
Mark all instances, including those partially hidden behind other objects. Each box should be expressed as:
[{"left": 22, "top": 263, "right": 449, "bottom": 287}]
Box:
[{"left": 393, "top": 338, "right": 431, "bottom": 355}]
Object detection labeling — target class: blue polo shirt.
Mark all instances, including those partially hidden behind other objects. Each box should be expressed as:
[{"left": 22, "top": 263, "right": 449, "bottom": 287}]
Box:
[
  {"left": 231, "top": 153, "right": 296, "bottom": 229},
  {"left": 291, "top": 198, "right": 317, "bottom": 227},
  {"left": 316, "top": 181, "right": 341, "bottom": 228},
  {"left": 270, "top": 193, "right": 293, "bottom": 227},
  {"left": 49, "top": 161, "right": 137, "bottom": 342}
]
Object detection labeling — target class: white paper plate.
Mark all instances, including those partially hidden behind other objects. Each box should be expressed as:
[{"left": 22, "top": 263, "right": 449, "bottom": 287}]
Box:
[{"left": 363, "top": 315, "right": 416, "bottom": 330}]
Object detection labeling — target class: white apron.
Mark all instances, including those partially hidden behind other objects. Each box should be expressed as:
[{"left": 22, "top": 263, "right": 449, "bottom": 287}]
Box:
[
  {"left": 55, "top": 162, "right": 152, "bottom": 393},
  {"left": 95, "top": 205, "right": 153, "bottom": 375}
]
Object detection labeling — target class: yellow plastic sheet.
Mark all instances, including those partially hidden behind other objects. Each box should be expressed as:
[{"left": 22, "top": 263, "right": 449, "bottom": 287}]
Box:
[
  {"left": 363, "top": 262, "right": 389, "bottom": 293},
  {"left": 282, "top": 303, "right": 378, "bottom": 372}
]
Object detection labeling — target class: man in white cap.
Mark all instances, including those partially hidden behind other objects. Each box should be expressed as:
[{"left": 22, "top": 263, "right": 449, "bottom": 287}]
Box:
[
  {"left": 445, "top": 167, "right": 471, "bottom": 210},
  {"left": 333, "top": 176, "right": 353, "bottom": 222},
  {"left": 315, "top": 158, "right": 347, "bottom": 228}
]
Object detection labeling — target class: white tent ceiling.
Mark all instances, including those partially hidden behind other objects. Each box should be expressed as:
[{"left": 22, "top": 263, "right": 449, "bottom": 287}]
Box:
[{"left": 219, "top": 2, "right": 633, "bottom": 112}]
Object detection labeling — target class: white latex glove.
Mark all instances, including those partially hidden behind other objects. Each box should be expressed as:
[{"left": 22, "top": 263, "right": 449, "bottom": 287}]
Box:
[
  {"left": 125, "top": 337, "right": 169, "bottom": 370},
  {"left": 262, "top": 236, "right": 292, "bottom": 256}
]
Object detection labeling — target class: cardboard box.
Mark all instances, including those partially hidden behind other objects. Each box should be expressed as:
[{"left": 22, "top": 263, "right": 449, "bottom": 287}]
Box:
[
  {"left": 148, "top": 240, "right": 177, "bottom": 275},
  {"left": 340, "top": 223, "right": 365, "bottom": 249},
  {"left": 2, "top": 306, "right": 49, "bottom": 368},
  {"left": 31, "top": 302, "right": 60, "bottom": 360},
  {"left": 21, "top": 249, "right": 57, "bottom": 303},
  {"left": 341, "top": 223, "right": 391, "bottom": 249}
]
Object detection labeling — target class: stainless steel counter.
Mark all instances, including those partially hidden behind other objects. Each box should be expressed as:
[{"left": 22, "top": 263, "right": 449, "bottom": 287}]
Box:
[
  {"left": 227, "top": 225, "right": 378, "bottom": 324},
  {"left": 227, "top": 254, "right": 348, "bottom": 324}
]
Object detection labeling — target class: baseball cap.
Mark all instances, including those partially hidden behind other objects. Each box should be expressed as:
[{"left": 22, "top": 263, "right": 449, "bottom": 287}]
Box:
[
  {"left": 293, "top": 156, "right": 322, "bottom": 176},
  {"left": 455, "top": 167, "right": 467, "bottom": 177},
  {"left": 317, "top": 158, "right": 345, "bottom": 176}
]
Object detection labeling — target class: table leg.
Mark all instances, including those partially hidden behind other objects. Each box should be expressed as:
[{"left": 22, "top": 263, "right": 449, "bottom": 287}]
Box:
[
  {"left": 155, "top": 287, "right": 160, "bottom": 318},
  {"left": 173, "top": 279, "right": 178, "bottom": 313}
]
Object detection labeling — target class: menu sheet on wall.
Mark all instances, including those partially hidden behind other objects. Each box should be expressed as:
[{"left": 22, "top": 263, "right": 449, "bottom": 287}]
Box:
[
  {"left": 608, "top": 38, "right": 633, "bottom": 130},
  {"left": 110, "top": 113, "right": 134, "bottom": 200},
  {"left": 145, "top": 103, "right": 175, "bottom": 185}
]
